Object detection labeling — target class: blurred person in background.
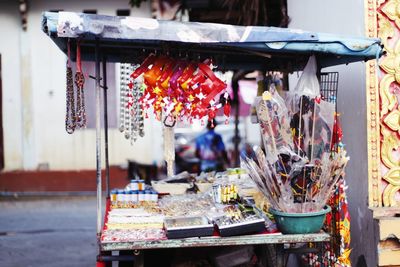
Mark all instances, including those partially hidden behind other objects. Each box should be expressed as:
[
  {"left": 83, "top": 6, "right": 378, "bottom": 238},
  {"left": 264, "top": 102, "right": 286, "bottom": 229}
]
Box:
[
  {"left": 195, "top": 120, "right": 229, "bottom": 172},
  {"left": 240, "top": 143, "right": 256, "bottom": 161}
]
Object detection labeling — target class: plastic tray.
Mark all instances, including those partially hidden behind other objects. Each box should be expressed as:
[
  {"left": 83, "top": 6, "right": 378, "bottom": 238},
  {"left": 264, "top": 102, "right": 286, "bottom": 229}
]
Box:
[
  {"left": 216, "top": 218, "right": 265, "bottom": 237},
  {"left": 164, "top": 216, "right": 214, "bottom": 239}
]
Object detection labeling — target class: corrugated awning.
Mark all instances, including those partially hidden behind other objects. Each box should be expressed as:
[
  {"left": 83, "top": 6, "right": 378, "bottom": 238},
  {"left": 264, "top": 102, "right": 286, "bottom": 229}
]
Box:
[{"left": 42, "top": 11, "right": 383, "bottom": 71}]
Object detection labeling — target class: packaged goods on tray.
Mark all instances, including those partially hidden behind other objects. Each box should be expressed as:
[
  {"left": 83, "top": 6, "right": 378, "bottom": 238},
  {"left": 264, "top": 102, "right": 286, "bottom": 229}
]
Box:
[
  {"left": 212, "top": 183, "right": 239, "bottom": 204},
  {"left": 106, "top": 208, "right": 164, "bottom": 229},
  {"left": 107, "top": 214, "right": 164, "bottom": 224},
  {"left": 164, "top": 216, "right": 214, "bottom": 239},
  {"left": 214, "top": 206, "right": 265, "bottom": 237},
  {"left": 102, "top": 228, "right": 166, "bottom": 242},
  {"left": 159, "top": 193, "right": 215, "bottom": 217}
]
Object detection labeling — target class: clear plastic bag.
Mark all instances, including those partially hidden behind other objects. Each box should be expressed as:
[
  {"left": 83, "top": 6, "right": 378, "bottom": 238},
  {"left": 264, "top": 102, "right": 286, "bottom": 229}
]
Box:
[
  {"left": 307, "top": 100, "right": 335, "bottom": 163},
  {"left": 286, "top": 55, "right": 320, "bottom": 115},
  {"left": 255, "top": 86, "right": 294, "bottom": 165},
  {"left": 163, "top": 125, "right": 175, "bottom": 177}
]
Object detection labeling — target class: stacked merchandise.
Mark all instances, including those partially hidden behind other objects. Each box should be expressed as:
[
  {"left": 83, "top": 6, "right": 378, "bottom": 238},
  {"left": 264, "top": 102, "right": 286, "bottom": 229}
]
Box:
[
  {"left": 103, "top": 181, "right": 164, "bottom": 242},
  {"left": 242, "top": 56, "right": 349, "bottom": 214},
  {"left": 214, "top": 205, "right": 266, "bottom": 237},
  {"left": 240, "top": 56, "right": 351, "bottom": 265},
  {"left": 110, "top": 180, "right": 159, "bottom": 208},
  {"left": 102, "top": 206, "right": 166, "bottom": 242},
  {"left": 102, "top": 174, "right": 273, "bottom": 243}
]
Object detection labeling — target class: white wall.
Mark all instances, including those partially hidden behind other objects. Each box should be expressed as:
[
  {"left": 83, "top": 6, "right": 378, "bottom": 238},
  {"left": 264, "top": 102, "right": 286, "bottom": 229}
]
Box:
[
  {"left": 287, "top": 0, "right": 377, "bottom": 266},
  {"left": 0, "top": 2, "right": 23, "bottom": 170},
  {"left": 1, "top": 0, "right": 165, "bottom": 171}
]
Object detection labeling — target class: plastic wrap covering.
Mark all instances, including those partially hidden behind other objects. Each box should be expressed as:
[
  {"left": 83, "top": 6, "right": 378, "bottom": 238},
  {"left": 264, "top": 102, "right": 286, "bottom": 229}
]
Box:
[{"left": 163, "top": 124, "right": 175, "bottom": 177}]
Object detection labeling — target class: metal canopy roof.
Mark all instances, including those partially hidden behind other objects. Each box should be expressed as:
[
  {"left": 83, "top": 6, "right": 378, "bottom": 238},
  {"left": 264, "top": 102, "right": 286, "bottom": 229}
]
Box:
[{"left": 42, "top": 11, "right": 383, "bottom": 71}]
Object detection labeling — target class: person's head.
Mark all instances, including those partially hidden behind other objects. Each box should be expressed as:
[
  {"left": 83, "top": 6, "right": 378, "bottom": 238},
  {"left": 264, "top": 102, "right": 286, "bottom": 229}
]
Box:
[{"left": 207, "top": 119, "right": 217, "bottom": 130}]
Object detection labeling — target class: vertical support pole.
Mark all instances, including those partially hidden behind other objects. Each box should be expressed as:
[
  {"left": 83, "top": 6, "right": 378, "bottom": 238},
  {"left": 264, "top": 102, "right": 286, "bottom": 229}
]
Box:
[
  {"left": 232, "top": 78, "right": 240, "bottom": 167},
  {"left": 102, "top": 55, "right": 110, "bottom": 197},
  {"left": 0, "top": 55, "right": 4, "bottom": 170},
  {"left": 95, "top": 39, "right": 102, "bottom": 236},
  {"left": 275, "top": 244, "right": 285, "bottom": 267},
  {"left": 134, "top": 251, "right": 144, "bottom": 267}
]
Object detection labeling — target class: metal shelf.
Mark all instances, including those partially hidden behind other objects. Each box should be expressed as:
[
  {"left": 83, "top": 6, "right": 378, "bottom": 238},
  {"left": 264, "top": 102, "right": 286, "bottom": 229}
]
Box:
[{"left": 101, "top": 232, "right": 330, "bottom": 251}]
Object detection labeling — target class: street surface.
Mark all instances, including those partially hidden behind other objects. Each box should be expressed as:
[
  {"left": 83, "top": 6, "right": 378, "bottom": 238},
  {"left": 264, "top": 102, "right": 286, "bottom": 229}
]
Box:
[{"left": 0, "top": 196, "right": 98, "bottom": 267}]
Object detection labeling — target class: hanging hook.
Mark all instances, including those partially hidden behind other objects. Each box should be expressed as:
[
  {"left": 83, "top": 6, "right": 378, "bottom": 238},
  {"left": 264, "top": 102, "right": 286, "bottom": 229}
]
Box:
[{"left": 163, "top": 115, "right": 176, "bottom": 127}]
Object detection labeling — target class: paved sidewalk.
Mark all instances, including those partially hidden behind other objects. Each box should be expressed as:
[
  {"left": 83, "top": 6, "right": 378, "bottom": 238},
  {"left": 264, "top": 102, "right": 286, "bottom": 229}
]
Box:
[{"left": 0, "top": 196, "right": 98, "bottom": 267}]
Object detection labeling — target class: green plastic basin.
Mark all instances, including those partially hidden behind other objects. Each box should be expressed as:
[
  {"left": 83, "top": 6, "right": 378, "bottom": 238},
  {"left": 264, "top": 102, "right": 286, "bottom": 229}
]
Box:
[{"left": 270, "top": 205, "right": 331, "bottom": 234}]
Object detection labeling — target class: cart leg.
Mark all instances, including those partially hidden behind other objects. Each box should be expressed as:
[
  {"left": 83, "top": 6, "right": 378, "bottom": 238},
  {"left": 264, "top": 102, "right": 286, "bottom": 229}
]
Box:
[
  {"left": 263, "top": 244, "right": 277, "bottom": 267},
  {"left": 95, "top": 39, "right": 102, "bottom": 235},
  {"left": 104, "top": 251, "right": 112, "bottom": 267},
  {"left": 102, "top": 55, "right": 110, "bottom": 197},
  {"left": 276, "top": 244, "right": 285, "bottom": 267},
  {"left": 96, "top": 253, "right": 107, "bottom": 267},
  {"left": 134, "top": 251, "right": 144, "bottom": 267},
  {"left": 117, "top": 250, "right": 142, "bottom": 267},
  {"left": 95, "top": 38, "right": 104, "bottom": 267}
]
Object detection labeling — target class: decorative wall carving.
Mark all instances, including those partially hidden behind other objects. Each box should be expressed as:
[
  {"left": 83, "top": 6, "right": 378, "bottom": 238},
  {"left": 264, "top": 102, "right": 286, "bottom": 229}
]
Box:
[{"left": 366, "top": 0, "right": 400, "bottom": 207}]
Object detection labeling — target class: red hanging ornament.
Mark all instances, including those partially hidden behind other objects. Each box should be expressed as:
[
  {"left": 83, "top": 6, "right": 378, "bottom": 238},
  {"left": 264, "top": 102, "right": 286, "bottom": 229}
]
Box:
[
  {"left": 223, "top": 91, "right": 231, "bottom": 124},
  {"left": 331, "top": 112, "right": 343, "bottom": 151},
  {"left": 208, "top": 107, "right": 216, "bottom": 121}
]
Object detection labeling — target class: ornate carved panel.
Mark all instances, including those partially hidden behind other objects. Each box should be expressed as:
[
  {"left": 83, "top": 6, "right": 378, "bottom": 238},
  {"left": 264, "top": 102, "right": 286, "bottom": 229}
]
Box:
[{"left": 366, "top": 0, "right": 400, "bottom": 208}]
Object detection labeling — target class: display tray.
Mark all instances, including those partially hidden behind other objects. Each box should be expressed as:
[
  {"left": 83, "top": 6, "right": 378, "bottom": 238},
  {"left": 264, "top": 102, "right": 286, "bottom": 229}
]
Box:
[
  {"left": 216, "top": 218, "right": 266, "bottom": 237},
  {"left": 164, "top": 216, "right": 214, "bottom": 239}
]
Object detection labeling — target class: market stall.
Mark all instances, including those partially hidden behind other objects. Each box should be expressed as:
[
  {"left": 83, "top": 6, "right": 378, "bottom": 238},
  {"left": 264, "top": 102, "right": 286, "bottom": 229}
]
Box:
[{"left": 42, "top": 11, "right": 382, "bottom": 267}]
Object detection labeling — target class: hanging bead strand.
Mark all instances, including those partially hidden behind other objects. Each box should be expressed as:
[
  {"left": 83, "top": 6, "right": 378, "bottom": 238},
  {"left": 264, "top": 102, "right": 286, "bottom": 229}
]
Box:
[
  {"left": 75, "top": 40, "right": 87, "bottom": 128},
  {"left": 124, "top": 64, "right": 131, "bottom": 139},
  {"left": 138, "top": 82, "right": 145, "bottom": 138},
  {"left": 118, "top": 62, "right": 146, "bottom": 144},
  {"left": 130, "top": 64, "right": 138, "bottom": 144},
  {"left": 119, "top": 63, "right": 127, "bottom": 133},
  {"left": 65, "top": 39, "right": 76, "bottom": 134}
]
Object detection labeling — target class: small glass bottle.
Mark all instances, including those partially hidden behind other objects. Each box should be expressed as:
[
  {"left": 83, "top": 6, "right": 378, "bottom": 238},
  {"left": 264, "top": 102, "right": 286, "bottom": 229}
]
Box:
[
  {"left": 144, "top": 190, "right": 152, "bottom": 201},
  {"left": 116, "top": 190, "right": 124, "bottom": 202},
  {"left": 151, "top": 191, "right": 158, "bottom": 202},
  {"left": 128, "top": 191, "right": 134, "bottom": 205},
  {"left": 138, "top": 191, "right": 145, "bottom": 202},
  {"left": 123, "top": 191, "right": 129, "bottom": 203},
  {"left": 110, "top": 189, "right": 117, "bottom": 202},
  {"left": 130, "top": 180, "right": 139, "bottom": 191},
  {"left": 131, "top": 190, "right": 139, "bottom": 203},
  {"left": 138, "top": 180, "right": 145, "bottom": 191}
]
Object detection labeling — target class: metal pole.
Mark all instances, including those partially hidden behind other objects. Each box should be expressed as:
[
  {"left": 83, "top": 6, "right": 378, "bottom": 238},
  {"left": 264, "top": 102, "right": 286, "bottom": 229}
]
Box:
[
  {"left": 232, "top": 79, "right": 240, "bottom": 166},
  {"left": 102, "top": 55, "right": 110, "bottom": 197},
  {"left": 95, "top": 39, "right": 102, "bottom": 236}
]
